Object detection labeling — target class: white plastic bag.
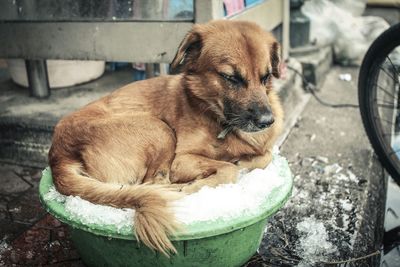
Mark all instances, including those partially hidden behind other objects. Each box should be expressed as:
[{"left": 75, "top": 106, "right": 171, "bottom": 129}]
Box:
[
  {"left": 333, "top": 15, "right": 390, "bottom": 65},
  {"left": 301, "top": 0, "right": 341, "bottom": 46},
  {"left": 329, "top": 0, "right": 367, "bottom": 16},
  {"left": 302, "top": 0, "right": 389, "bottom": 65}
]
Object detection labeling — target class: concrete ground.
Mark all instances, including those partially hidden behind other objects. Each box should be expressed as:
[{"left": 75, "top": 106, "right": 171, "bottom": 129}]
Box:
[
  {"left": 0, "top": 64, "right": 387, "bottom": 266},
  {"left": 259, "top": 66, "right": 385, "bottom": 266}
]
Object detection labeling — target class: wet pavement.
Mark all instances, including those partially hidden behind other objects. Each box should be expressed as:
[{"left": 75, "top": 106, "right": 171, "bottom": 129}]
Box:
[{"left": 0, "top": 164, "right": 84, "bottom": 266}]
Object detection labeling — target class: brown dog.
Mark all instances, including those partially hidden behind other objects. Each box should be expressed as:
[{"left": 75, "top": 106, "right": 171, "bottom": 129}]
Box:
[{"left": 49, "top": 20, "right": 283, "bottom": 256}]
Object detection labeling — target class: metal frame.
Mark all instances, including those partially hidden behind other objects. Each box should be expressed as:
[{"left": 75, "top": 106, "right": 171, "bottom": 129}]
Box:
[
  {"left": 0, "top": 21, "right": 193, "bottom": 63},
  {"left": 0, "top": 0, "right": 288, "bottom": 62},
  {"left": 0, "top": 0, "right": 289, "bottom": 97}
]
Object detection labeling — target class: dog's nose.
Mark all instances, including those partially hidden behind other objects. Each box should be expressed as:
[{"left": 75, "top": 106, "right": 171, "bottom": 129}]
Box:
[{"left": 256, "top": 113, "right": 274, "bottom": 129}]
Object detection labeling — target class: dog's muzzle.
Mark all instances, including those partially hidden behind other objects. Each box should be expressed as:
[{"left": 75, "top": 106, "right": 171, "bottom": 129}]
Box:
[
  {"left": 255, "top": 113, "right": 274, "bottom": 129},
  {"left": 223, "top": 99, "right": 275, "bottom": 133}
]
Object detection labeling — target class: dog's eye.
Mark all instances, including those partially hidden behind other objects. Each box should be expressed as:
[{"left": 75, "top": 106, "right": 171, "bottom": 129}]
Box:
[
  {"left": 219, "top": 73, "right": 244, "bottom": 86},
  {"left": 261, "top": 73, "right": 271, "bottom": 86}
]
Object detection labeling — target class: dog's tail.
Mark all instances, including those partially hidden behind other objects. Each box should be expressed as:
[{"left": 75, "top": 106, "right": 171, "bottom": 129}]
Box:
[{"left": 51, "top": 160, "right": 181, "bottom": 256}]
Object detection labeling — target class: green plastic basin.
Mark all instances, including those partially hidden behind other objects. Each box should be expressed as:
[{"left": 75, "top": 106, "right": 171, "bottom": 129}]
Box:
[{"left": 39, "top": 157, "right": 292, "bottom": 267}]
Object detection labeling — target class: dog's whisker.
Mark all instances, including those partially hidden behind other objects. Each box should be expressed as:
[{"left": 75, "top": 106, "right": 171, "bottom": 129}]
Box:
[{"left": 217, "top": 125, "right": 235, "bottom": 139}]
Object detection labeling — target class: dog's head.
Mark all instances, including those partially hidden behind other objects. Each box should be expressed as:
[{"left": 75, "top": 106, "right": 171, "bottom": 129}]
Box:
[{"left": 171, "top": 20, "right": 281, "bottom": 135}]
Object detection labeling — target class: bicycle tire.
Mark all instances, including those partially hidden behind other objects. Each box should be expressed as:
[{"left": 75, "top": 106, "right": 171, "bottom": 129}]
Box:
[{"left": 358, "top": 23, "right": 400, "bottom": 184}]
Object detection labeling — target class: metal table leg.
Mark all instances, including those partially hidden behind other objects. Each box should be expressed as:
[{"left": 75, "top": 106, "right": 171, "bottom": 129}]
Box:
[{"left": 25, "top": 60, "right": 50, "bottom": 98}]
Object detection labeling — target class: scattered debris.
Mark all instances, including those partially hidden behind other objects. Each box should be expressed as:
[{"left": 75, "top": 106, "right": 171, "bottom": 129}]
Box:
[
  {"left": 260, "top": 155, "right": 364, "bottom": 265},
  {"left": 301, "top": 157, "right": 314, "bottom": 167},
  {"left": 324, "top": 163, "right": 343, "bottom": 175},
  {"left": 26, "top": 250, "right": 34, "bottom": 260},
  {"left": 315, "top": 117, "right": 327, "bottom": 124},
  {"left": 296, "top": 216, "right": 338, "bottom": 265},
  {"left": 316, "top": 156, "right": 329, "bottom": 164},
  {"left": 0, "top": 237, "right": 10, "bottom": 255},
  {"left": 49, "top": 240, "right": 61, "bottom": 248},
  {"left": 0, "top": 237, "right": 11, "bottom": 266},
  {"left": 339, "top": 73, "right": 352, "bottom": 82},
  {"left": 8, "top": 207, "right": 21, "bottom": 213},
  {"left": 339, "top": 199, "right": 353, "bottom": 212}
]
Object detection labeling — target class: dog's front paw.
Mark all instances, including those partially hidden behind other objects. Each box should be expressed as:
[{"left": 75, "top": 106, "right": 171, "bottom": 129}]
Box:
[
  {"left": 235, "top": 153, "right": 272, "bottom": 170},
  {"left": 235, "top": 159, "right": 251, "bottom": 169},
  {"left": 232, "top": 159, "right": 240, "bottom": 165}
]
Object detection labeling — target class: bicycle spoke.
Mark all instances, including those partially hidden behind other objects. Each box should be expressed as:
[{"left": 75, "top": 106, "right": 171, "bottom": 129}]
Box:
[
  {"left": 386, "top": 56, "right": 400, "bottom": 84},
  {"left": 375, "top": 98, "right": 398, "bottom": 110},
  {"left": 377, "top": 103, "right": 397, "bottom": 109},
  {"left": 380, "top": 65, "right": 398, "bottom": 82},
  {"left": 383, "top": 132, "right": 395, "bottom": 138},
  {"left": 385, "top": 134, "right": 400, "bottom": 142},
  {"left": 389, "top": 148, "right": 400, "bottom": 156},
  {"left": 375, "top": 98, "right": 397, "bottom": 106},
  {"left": 375, "top": 83, "right": 396, "bottom": 99},
  {"left": 374, "top": 116, "right": 395, "bottom": 125}
]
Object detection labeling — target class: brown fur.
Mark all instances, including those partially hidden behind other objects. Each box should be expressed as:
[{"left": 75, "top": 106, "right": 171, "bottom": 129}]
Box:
[{"left": 49, "top": 20, "right": 284, "bottom": 256}]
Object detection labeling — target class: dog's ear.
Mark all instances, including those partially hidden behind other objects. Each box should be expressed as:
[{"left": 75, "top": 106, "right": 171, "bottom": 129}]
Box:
[
  {"left": 170, "top": 30, "right": 202, "bottom": 74},
  {"left": 270, "top": 41, "right": 281, "bottom": 79}
]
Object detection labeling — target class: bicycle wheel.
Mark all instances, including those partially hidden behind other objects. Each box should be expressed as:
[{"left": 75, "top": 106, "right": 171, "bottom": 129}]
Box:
[{"left": 359, "top": 23, "right": 400, "bottom": 184}]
